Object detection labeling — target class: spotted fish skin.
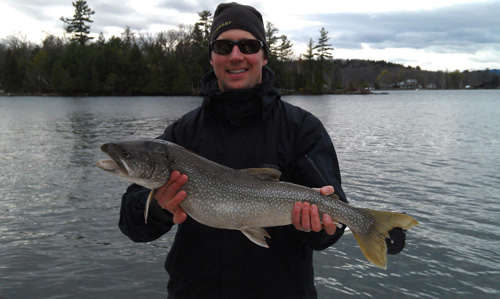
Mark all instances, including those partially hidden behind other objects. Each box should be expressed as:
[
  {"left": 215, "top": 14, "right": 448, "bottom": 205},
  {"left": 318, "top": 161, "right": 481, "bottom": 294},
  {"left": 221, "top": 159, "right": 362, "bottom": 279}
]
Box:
[{"left": 97, "top": 139, "right": 419, "bottom": 269}]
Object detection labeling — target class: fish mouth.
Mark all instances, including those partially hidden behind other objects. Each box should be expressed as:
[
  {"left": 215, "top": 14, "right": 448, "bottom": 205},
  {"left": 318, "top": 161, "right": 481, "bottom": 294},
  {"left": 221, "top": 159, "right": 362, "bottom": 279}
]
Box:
[
  {"left": 97, "top": 143, "right": 130, "bottom": 176},
  {"left": 96, "top": 159, "right": 128, "bottom": 175}
]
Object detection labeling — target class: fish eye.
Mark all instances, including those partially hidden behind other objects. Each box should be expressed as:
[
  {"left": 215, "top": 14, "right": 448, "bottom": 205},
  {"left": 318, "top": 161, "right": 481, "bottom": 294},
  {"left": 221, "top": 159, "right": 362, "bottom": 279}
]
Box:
[{"left": 121, "top": 149, "right": 131, "bottom": 159}]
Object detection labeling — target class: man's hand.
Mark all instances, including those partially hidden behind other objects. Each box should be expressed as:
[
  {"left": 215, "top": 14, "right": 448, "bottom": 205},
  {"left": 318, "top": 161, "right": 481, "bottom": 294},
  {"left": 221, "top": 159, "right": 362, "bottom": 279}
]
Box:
[
  {"left": 292, "top": 186, "right": 337, "bottom": 235},
  {"left": 154, "top": 171, "right": 188, "bottom": 224}
]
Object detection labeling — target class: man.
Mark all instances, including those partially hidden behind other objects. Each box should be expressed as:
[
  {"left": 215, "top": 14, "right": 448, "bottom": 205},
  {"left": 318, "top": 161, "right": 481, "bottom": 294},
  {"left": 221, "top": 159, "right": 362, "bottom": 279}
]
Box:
[{"left": 119, "top": 3, "right": 347, "bottom": 298}]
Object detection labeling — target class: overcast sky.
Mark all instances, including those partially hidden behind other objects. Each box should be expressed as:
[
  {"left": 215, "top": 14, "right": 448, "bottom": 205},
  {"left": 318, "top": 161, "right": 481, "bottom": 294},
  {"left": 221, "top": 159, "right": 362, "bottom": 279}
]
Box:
[{"left": 1, "top": 0, "right": 499, "bottom": 71}]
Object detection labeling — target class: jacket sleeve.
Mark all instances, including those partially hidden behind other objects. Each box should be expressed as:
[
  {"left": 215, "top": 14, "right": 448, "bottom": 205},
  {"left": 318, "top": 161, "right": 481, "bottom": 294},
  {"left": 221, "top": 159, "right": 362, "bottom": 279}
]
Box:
[
  {"left": 118, "top": 183, "right": 175, "bottom": 242},
  {"left": 290, "top": 111, "right": 347, "bottom": 250}
]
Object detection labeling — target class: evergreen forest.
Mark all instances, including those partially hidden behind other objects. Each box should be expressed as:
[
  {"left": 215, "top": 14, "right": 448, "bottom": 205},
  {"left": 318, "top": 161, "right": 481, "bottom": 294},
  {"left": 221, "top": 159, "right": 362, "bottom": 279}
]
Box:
[{"left": 0, "top": 1, "right": 498, "bottom": 96}]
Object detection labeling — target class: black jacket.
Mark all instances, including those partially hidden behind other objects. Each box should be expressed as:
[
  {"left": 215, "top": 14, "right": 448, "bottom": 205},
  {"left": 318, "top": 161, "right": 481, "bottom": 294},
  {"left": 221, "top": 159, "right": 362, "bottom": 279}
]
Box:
[{"left": 119, "top": 67, "right": 347, "bottom": 299}]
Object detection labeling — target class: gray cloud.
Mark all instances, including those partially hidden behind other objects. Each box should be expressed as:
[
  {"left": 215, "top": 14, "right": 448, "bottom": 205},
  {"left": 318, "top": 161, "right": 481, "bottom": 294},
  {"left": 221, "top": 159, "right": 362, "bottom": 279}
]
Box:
[
  {"left": 84, "top": 1, "right": 200, "bottom": 35},
  {"left": 4, "top": 0, "right": 204, "bottom": 36},
  {"left": 296, "top": 1, "right": 500, "bottom": 54},
  {"left": 4, "top": 0, "right": 68, "bottom": 22},
  {"left": 157, "top": 0, "right": 220, "bottom": 14},
  {"left": 92, "top": 3, "right": 153, "bottom": 33}
]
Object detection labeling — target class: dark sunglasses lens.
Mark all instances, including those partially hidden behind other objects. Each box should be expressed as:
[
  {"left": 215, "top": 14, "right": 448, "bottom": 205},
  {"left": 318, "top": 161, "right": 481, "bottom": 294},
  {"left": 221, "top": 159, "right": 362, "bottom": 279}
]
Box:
[
  {"left": 239, "top": 40, "right": 261, "bottom": 54},
  {"left": 212, "top": 40, "right": 233, "bottom": 54}
]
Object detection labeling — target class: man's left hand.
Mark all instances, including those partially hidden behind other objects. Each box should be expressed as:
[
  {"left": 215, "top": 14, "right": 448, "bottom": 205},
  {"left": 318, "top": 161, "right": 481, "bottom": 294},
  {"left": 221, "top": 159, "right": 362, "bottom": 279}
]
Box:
[{"left": 292, "top": 186, "right": 337, "bottom": 235}]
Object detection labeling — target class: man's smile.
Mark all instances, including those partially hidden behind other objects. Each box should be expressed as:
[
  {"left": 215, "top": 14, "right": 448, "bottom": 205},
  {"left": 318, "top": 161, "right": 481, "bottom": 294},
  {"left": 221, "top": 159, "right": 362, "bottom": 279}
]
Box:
[{"left": 228, "top": 69, "right": 248, "bottom": 74}]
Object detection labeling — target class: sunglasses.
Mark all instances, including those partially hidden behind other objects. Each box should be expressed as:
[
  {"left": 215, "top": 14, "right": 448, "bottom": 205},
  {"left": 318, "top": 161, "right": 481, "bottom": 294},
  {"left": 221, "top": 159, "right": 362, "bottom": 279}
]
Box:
[{"left": 210, "top": 39, "right": 264, "bottom": 55}]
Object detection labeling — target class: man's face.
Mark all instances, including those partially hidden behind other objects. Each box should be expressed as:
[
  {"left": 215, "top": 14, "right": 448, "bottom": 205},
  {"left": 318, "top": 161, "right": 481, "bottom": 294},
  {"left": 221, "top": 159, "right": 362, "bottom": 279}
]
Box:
[{"left": 210, "top": 29, "right": 268, "bottom": 91}]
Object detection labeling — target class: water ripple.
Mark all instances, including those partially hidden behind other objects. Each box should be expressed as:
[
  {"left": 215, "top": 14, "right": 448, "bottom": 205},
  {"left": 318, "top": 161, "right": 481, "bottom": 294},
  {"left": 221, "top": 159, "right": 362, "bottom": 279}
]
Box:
[{"left": 1, "top": 92, "right": 500, "bottom": 297}]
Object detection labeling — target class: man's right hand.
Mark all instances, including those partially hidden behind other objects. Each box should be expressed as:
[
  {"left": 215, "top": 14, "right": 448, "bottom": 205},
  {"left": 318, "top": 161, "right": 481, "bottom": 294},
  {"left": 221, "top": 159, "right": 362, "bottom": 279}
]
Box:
[{"left": 154, "top": 171, "right": 188, "bottom": 224}]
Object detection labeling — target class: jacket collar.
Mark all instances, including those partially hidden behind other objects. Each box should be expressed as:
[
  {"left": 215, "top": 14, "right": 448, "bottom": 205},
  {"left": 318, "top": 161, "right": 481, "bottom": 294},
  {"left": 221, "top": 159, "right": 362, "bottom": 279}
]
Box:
[{"left": 200, "top": 66, "right": 280, "bottom": 124}]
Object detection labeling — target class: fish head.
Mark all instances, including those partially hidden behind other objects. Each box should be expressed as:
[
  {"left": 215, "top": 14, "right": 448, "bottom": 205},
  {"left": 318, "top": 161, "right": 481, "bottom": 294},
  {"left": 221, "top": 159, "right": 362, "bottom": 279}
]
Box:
[{"left": 96, "top": 139, "right": 171, "bottom": 189}]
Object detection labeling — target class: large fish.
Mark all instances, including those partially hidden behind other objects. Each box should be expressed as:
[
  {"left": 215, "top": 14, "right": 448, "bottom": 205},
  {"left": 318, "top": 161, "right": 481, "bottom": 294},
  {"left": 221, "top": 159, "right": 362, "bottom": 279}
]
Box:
[{"left": 97, "top": 139, "right": 418, "bottom": 269}]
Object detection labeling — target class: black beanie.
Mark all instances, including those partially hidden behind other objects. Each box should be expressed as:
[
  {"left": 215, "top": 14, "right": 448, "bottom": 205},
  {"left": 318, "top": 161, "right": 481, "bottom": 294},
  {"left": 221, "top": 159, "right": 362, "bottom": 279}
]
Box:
[{"left": 209, "top": 2, "right": 269, "bottom": 59}]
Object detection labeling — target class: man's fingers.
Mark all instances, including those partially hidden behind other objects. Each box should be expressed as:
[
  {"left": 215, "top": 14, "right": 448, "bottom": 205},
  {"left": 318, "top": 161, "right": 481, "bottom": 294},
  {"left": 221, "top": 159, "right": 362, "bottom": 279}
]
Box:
[
  {"left": 167, "top": 171, "right": 181, "bottom": 185},
  {"left": 155, "top": 172, "right": 188, "bottom": 201},
  {"left": 310, "top": 205, "right": 322, "bottom": 232},
  {"left": 293, "top": 202, "right": 334, "bottom": 233},
  {"left": 173, "top": 209, "right": 188, "bottom": 224},
  {"left": 167, "top": 172, "right": 188, "bottom": 188},
  {"left": 154, "top": 172, "right": 178, "bottom": 199},
  {"left": 322, "top": 214, "right": 337, "bottom": 235},
  {"left": 319, "top": 186, "right": 334, "bottom": 196},
  {"left": 164, "top": 173, "right": 188, "bottom": 199},
  {"left": 164, "top": 190, "right": 186, "bottom": 211},
  {"left": 292, "top": 202, "right": 302, "bottom": 230},
  {"left": 301, "top": 202, "right": 311, "bottom": 231}
]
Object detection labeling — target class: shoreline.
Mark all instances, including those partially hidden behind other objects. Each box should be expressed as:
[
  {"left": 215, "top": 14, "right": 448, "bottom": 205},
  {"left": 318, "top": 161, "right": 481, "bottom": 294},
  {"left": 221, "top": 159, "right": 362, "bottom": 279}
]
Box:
[{"left": 2, "top": 88, "right": 497, "bottom": 97}]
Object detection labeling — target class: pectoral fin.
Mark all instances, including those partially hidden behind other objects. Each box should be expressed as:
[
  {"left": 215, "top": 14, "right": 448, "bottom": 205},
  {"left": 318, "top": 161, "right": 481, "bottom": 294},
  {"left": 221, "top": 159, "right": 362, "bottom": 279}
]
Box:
[
  {"left": 241, "top": 227, "right": 271, "bottom": 248},
  {"left": 144, "top": 189, "right": 156, "bottom": 224}
]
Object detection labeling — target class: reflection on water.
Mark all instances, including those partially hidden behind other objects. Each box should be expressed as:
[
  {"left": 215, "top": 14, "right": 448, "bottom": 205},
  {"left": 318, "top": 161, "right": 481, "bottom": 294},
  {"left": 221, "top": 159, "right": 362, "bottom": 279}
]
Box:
[{"left": 1, "top": 91, "right": 499, "bottom": 298}]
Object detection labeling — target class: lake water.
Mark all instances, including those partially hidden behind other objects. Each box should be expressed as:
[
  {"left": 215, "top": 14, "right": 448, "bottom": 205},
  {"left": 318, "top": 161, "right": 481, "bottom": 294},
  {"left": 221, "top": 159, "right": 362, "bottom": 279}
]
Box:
[{"left": 0, "top": 90, "right": 499, "bottom": 298}]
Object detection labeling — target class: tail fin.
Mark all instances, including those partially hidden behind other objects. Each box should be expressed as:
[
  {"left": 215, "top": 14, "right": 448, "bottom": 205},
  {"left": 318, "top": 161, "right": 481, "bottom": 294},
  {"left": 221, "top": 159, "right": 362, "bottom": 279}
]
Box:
[{"left": 351, "top": 209, "right": 419, "bottom": 269}]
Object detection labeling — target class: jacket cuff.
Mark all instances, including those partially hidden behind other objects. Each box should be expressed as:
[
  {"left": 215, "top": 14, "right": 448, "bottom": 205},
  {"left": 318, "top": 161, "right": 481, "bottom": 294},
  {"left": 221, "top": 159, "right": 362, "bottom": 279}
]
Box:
[
  {"left": 291, "top": 224, "right": 346, "bottom": 250},
  {"left": 147, "top": 198, "right": 175, "bottom": 225}
]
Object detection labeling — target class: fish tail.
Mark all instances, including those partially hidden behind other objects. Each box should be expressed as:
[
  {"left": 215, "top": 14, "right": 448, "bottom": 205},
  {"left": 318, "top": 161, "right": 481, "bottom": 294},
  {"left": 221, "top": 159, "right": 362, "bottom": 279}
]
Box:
[{"left": 351, "top": 209, "right": 419, "bottom": 269}]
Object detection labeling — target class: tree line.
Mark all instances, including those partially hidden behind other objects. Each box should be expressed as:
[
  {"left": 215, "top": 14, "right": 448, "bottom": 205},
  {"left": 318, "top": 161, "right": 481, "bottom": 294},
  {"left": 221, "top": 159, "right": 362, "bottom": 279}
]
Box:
[{"left": 0, "top": 1, "right": 498, "bottom": 95}]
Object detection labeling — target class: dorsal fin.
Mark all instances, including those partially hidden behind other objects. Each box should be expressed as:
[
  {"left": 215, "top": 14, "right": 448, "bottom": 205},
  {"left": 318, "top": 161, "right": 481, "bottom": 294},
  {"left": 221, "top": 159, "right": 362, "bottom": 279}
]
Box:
[{"left": 241, "top": 168, "right": 281, "bottom": 181}]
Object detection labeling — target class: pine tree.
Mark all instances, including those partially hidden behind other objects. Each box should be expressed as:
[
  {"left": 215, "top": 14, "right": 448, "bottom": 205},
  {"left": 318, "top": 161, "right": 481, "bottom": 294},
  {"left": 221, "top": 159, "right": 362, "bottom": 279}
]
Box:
[
  {"left": 314, "top": 27, "right": 333, "bottom": 61},
  {"left": 265, "top": 22, "right": 280, "bottom": 60},
  {"left": 121, "top": 26, "right": 136, "bottom": 49},
  {"left": 314, "top": 27, "right": 334, "bottom": 92},
  {"left": 303, "top": 38, "right": 316, "bottom": 92},
  {"left": 195, "top": 10, "right": 212, "bottom": 45},
  {"left": 60, "top": 0, "right": 95, "bottom": 46},
  {"left": 277, "top": 35, "right": 293, "bottom": 62},
  {"left": 275, "top": 35, "right": 294, "bottom": 91}
]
